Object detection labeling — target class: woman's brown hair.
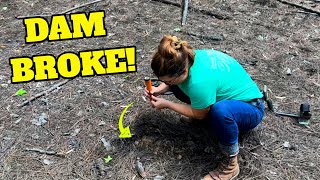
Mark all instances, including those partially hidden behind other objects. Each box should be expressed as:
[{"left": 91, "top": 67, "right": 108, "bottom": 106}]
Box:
[{"left": 151, "top": 35, "right": 195, "bottom": 77}]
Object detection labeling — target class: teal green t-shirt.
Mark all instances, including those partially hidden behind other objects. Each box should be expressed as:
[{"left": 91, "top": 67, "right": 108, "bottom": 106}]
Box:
[{"left": 178, "top": 49, "right": 263, "bottom": 109}]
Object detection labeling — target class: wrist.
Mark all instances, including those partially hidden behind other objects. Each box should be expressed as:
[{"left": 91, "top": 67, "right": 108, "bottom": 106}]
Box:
[{"left": 165, "top": 100, "right": 174, "bottom": 109}]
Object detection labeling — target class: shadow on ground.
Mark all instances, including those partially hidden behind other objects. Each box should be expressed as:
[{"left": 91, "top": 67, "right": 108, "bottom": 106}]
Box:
[{"left": 108, "top": 110, "right": 263, "bottom": 179}]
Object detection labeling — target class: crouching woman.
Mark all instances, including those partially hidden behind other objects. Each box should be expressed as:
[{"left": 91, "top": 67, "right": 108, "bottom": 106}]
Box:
[{"left": 144, "top": 35, "right": 264, "bottom": 180}]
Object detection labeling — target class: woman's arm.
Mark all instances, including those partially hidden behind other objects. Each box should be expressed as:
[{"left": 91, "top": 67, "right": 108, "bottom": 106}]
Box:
[
  {"left": 145, "top": 83, "right": 170, "bottom": 97},
  {"left": 150, "top": 95, "right": 210, "bottom": 119},
  {"left": 154, "top": 83, "right": 170, "bottom": 95}
]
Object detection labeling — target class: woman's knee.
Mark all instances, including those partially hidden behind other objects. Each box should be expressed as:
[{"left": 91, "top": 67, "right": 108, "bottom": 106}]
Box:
[
  {"left": 209, "top": 100, "right": 232, "bottom": 119},
  {"left": 208, "top": 100, "right": 237, "bottom": 131},
  {"left": 208, "top": 100, "right": 239, "bottom": 145}
]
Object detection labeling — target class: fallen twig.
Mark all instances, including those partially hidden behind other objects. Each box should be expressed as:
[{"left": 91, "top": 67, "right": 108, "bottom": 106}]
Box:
[
  {"left": 16, "top": 14, "right": 53, "bottom": 19},
  {"left": 277, "top": 0, "right": 320, "bottom": 15},
  {"left": 150, "top": 0, "right": 230, "bottom": 20},
  {"left": 62, "top": 0, "right": 106, "bottom": 14},
  {"left": 252, "top": 77, "right": 275, "bottom": 83},
  {"left": 181, "top": 30, "right": 224, "bottom": 41},
  {"left": 25, "top": 148, "right": 65, "bottom": 157},
  {"left": 0, "top": 114, "right": 9, "bottom": 121},
  {"left": 17, "top": 79, "right": 70, "bottom": 107},
  {"left": 66, "top": 118, "right": 85, "bottom": 133},
  {"left": 41, "top": 125, "right": 55, "bottom": 136},
  {"left": 0, "top": 139, "right": 16, "bottom": 160},
  {"left": 312, "top": 81, "right": 320, "bottom": 87},
  {"left": 16, "top": 0, "right": 107, "bottom": 19}
]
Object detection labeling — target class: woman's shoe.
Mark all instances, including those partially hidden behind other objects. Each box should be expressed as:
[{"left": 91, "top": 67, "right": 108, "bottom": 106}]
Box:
[{"left": 202, "top": 155, "right": 239, "bottom": 180}]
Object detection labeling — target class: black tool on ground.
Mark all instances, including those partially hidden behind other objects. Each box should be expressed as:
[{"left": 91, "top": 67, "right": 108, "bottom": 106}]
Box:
[
  {"left": 262, "top": 85, "right": 312, "bottom": 125},
  {"left": 275, "top": 102, "right": 311, "bottom": 119},
  {"left": 262, "top": 85, "right": 274, "bottom": 112}
]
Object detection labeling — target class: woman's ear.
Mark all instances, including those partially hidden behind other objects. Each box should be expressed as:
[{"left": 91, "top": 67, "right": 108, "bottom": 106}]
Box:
[{"left": 182, "top": 68, "right": 188, "bottom": 75}]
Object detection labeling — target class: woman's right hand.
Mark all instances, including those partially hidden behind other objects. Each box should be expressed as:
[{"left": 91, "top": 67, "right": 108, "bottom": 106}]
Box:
[
  {"left": 144, "top": 82, "right": 170, "bottom": 100},
  {"left": 144, "top": 86, "right": 160, "bottom": 99}
]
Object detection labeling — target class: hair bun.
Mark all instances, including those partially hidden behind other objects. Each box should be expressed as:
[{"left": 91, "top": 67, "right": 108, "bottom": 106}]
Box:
[{"left": 170, "top": 36, "right": 182, "bottom": 50}]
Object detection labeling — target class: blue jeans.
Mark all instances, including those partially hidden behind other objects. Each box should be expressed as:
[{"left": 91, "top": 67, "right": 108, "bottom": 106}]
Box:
[{"left": 169, "top": 85, "right": 265, "bottom": 156}]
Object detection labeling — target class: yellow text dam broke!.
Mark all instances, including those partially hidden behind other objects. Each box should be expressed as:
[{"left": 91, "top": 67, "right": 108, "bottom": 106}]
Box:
[
  {"left": 23, "top": 11, "right": 107, "bottom": 43},
  {"left": 10, "top": 47, "right": 136, "bottom": 83}
]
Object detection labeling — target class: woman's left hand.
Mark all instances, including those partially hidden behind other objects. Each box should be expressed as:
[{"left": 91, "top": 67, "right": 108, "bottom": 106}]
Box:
[{"left": 150, "top": 95, "right": 171, "bottom": 110}]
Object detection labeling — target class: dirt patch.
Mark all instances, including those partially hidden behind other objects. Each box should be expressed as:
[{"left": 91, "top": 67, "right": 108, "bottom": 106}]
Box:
[{"left": 0, "top": 0, "right": 319, "bottom": 179}]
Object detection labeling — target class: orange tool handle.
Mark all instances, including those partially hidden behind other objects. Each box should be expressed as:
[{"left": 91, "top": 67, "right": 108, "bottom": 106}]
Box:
[{"left": 144, "top": 77, "right": 152, "bottom": 92}]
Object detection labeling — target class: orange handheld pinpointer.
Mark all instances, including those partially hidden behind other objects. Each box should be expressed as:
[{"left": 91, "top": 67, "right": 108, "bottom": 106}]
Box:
[{"left": 144, "top": 77, "right": 152, "bottom": 92}]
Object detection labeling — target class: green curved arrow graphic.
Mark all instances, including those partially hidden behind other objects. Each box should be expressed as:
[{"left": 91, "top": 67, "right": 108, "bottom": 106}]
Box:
[{"left": 118, "top": 102, "right": 134, "bottom": 138}]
